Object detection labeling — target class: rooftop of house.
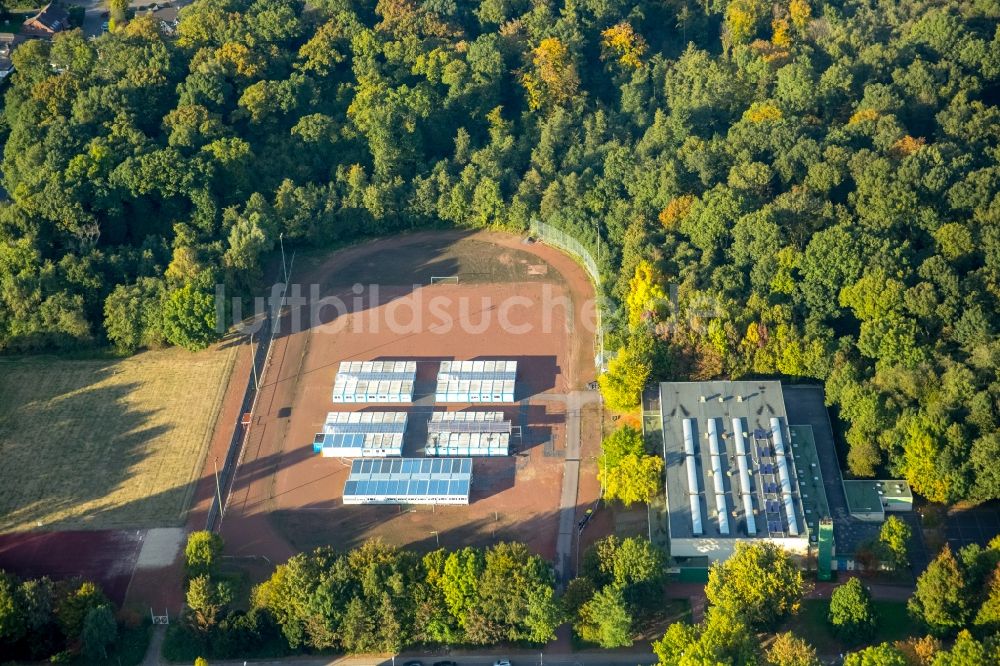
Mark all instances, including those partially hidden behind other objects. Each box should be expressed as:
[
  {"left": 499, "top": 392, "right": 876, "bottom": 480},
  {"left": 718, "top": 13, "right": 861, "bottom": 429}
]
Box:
[{"left": 24, "top": 3, "right": 70, "bottom": 31}]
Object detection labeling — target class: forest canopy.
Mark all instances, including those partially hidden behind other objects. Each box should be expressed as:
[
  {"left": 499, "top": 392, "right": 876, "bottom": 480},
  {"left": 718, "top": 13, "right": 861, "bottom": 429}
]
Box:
[{"left": 0, "top": 0, "right": 998, "bottom": 504}]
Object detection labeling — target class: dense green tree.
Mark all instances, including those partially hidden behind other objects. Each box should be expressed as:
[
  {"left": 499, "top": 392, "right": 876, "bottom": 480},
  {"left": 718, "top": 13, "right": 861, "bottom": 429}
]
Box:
[
  {"left": 55, "top": 581, "right": 108, "bottom": 642},
  {"left": 598, "top": 425, "right": 645, "bottom": 469},
  {"left": 575, "top": 585, "right": 632, "bottom": 648},
  {"left": 706, "top": 542, "right": 805, "bottom": 630},
  {"left": 930, "top": 629, "right": 992, "bottom": 666},
  {"left": 879, "top": 516, "right": 912, "bottom": 570},
  {"left": 17, "top": 577, "right": 53, "bottom": 636},
  {"left": 186, "top": 575, "right": 233, "bottom": 632},
  {"left": 828, "top": 578, "right": 877, "bottom": 643},
  {"left": 0, "top": 571, "right": 25, "bottom": 645},
  {"left": 162, "top": 284, "right": 221, "bottom": 351},
  {"left": 103, "top": 278, "right": 167, "bottom": 354},
  {"left": 185, "top": 531, "right": 225, "bottom": 577},
  {"left": 843, "top": 643, "right": 908, "bottom": 666},
  {"left": 909, "top": 546, "right": 971, "bottom": 636},
  {"left": 573, "top": 535, "right": 665, "bottom": 646},
  {"left": 81, "top": 605, "right": 117, "bottom": 660},
  {"left": 654, "top": 608, "right": 758, "bottom": 666}
]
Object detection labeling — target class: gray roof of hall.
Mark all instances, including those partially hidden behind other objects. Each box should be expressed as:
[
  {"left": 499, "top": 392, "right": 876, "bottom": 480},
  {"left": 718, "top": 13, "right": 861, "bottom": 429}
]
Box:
[{"left": 658, "top": 380, "right": 806, "bottom": 541}]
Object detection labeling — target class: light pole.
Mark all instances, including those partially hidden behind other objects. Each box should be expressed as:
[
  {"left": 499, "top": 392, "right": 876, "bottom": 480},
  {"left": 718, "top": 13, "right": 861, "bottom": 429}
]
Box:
[
  {"left": 249, "top": 332, "right": 259, "bottom": 390},
  {"left": 213, "top": 456, "right": 224, "bottom": 519},
  {"left": 279, "top": 232, "right": 288, "bottom": 284}
]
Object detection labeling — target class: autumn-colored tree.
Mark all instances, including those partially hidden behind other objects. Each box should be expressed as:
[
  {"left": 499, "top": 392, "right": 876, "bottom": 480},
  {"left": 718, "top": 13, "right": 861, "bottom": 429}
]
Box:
[
  {"left": 724, "top": 0, "right": 769, "bottom": 46},
  {"left": 894, "top": 635, "right": 941, "bottom": 665},
  {"left": 659, "top": 195, "right": 695, "bottom": 229},
  {"left": 789, "top": 0, "right": 811, "bottom": 31},
  {"left": 849, "top": 108, "right": 880, "bottom": 124},
  {"left": 601, "top": 453, "right": 663, "bottom": 506},
  {"left": 626, "top": 260, "right": 667, "bottom": 329},
  {"left": 601, "top": 22, "right": 647, "bottom": 69},
  {"left": 744, "top": 102, "right": 783, "bottom": 123},
  {"left": 523, "top": 38, "right": 579, "bottom": 110},
  {"left": 890, "top": 136, "right": 925, "bottom": 158},
  {"left": 767, "top": 631, "right": 820, "bottom": 666},
  {"left": 599, "top": 333, "right": 653, "bottom": 412},
  {"left": 771, "top": 18, "right": 791, "bottom": 48}
]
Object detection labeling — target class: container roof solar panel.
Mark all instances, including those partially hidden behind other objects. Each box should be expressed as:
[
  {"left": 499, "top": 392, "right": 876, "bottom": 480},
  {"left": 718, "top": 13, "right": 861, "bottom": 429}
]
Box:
[
  {"left": 324, "top": 411, "right": 408, "bottom": 434},
  {"left": 333, "top": 361, "right": 416, "bottom": 403},
  {"left": 425, "top": 412, "right": 511, "bottom": 456},
  {"left": 438, "top": 360, "right": 517, "bottom": 381},
  {"left": 435, "top": 362, "right": 517, "bottom": 403},
  {"left": 427, "top": 411, "right": 511, "bottom": 434},
  {"left": 314, "top": 411, "right": 407, "bottom": 457},
  {"left": 342, "top": 457, "right": 473, "bottom": 504}
]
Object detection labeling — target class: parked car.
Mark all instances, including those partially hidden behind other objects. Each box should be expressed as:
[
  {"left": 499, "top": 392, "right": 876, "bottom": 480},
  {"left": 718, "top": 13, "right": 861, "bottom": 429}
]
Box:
[
  {"left": 402, "top": 661, "right": 424, "bottom": 666},
  {"left": 433, "top": 661, "right": 458, "bottom": 666},
  {"left": 494, "top": 660, "right": 512, "bottom": 666}
]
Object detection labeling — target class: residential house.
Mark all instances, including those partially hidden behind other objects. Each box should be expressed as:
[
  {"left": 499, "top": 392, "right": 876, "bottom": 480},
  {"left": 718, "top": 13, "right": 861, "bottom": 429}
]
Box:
[
  {"left": 0, "top": 33, "right": 25, "bottom": 80},
  {"left": 22, "top": 3, "right": 70, "bottom": 38}
]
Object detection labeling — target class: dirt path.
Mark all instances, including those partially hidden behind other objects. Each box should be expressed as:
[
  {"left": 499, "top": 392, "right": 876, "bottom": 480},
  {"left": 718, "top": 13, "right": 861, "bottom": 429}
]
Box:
[{"left": 141, "top": 625, "right": 167, "bottom": 666}]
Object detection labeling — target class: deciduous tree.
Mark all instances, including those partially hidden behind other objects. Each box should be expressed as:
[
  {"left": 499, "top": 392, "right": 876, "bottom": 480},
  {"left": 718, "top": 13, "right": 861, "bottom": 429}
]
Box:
[
  {"left": 879, "top": 516, "right": 912, "bottom": 570},
  {"left": 909, "top": 546, "right": 970, "bottom": 636},
  {"left": 829, "top": 578, "right": 877, "bottom": 643},
  {"left": 706, "top": 543, "right": 805, "bottom": 630},
  {"left": 163, "top": 284, "right": 221, "bottom": 352}
]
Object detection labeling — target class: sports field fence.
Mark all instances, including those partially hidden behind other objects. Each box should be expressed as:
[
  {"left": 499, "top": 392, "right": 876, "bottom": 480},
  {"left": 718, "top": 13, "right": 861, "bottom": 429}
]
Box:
[{"left": 529, "top": 218, "right": 606, "bottom": 370}]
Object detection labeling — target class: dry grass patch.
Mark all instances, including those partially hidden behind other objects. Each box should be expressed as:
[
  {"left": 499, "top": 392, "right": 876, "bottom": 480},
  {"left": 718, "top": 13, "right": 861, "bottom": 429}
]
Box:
[{"left": 0, "top": 345, "right": 237, "bottom": 531}]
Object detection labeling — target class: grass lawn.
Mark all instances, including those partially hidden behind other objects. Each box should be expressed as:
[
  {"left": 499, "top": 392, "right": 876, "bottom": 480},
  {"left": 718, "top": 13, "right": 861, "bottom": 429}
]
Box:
[
  {"left": 782, "top": 599, "right": 921, "bottom": 655},
  {"left": 0, "top": 345, "right": 237, "bottom": 531}
]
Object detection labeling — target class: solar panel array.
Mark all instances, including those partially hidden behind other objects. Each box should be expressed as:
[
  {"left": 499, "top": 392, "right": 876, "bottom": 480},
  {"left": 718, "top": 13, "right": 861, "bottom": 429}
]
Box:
[
  {"left": 343, "top": 457, "right": 473, "bottom": 505},
  {"left": 435, "top": 361, "right": 517, "bottom": 403},
  {"left": 313, "top": 411, "right": 408, "bottom": 457},
  {"left": 332, "top": 361, "right": 416, "bottom": 403}
]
